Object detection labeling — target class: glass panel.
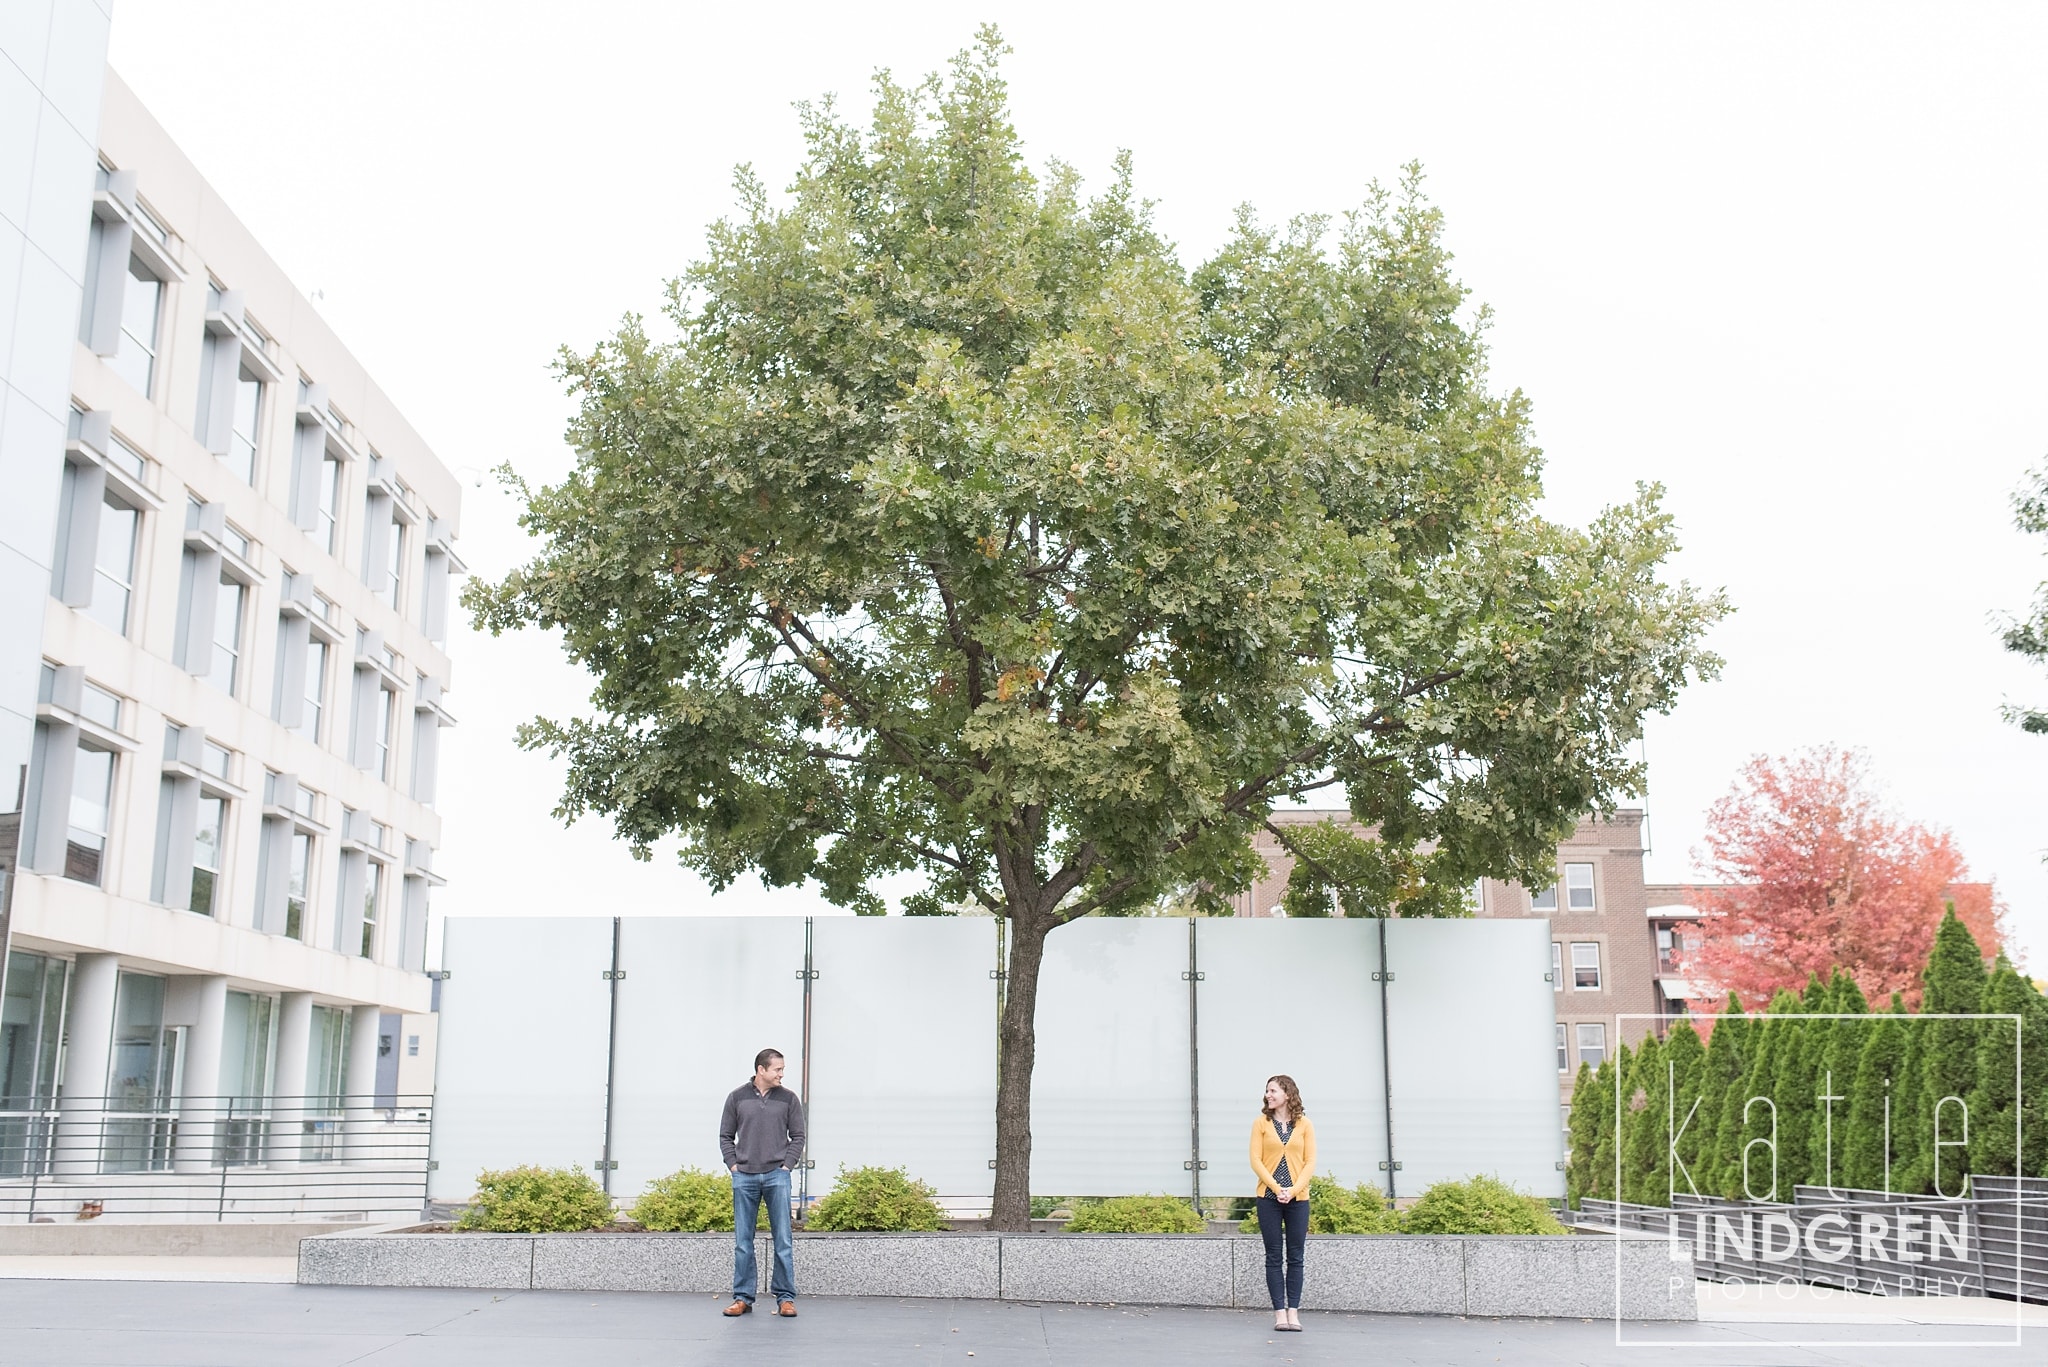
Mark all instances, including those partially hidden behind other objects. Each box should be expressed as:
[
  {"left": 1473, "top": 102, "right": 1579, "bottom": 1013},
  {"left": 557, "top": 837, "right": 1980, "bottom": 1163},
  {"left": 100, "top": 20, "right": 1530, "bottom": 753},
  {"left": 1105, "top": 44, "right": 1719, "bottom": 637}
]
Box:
[
  {"left": 806, "top": 917, "right": 997, "bottom": 1204},
  {"left": 84, "top": 499, "right": 138, "bottom": 635},
  {"left": 318, "top": 459, "right": 340, "bottom": 553},
  {"left": 1030, "top": 919, "right": 1190, "bottom": 1197},
  {"left": 1529, "top": 884, "right": 1557, "bottom": 911},
  {"left": 225, "top": 371, "right": 262, "bottom": 484},
  {"left": 1576, "top": 1023, "right": 1607, "bottom": 1069},
  {"left": 384, "top": 514, "right": 404, "bottom": 610},
  {"left": 285, "top": 832, "right": 311, "bottom": 940},
  {"left": 0, "top": 953, "right": 67, "bottom": 1176},
  {"left": 297, "top": 638, "right": 328, "bottom": 742},
  {"left": 78, "top": 683, "right": 121, "bottom": 730},
  {"left": 1556, "top": 1023, "right": 1569, "bottom": 1072},
  {"left": 1564, "top": 863, "right": 1596, "bottom": 911},
  {"left": 375, "top": 688, "right": 394, "bottom": 779},
  {"left": 1551, "top": 941, "right": 1562, "bottom": 991},
  {"left": 209, "top": 578, "right": 245, "bottom": 695},
  {"left": 110, "top": 263, "right": 160, "bottom": 395},
  {"left": 1197, "top": 918, "right": 1388, "bottom": 1199},
  {"left": 107, "top": 972, "right": 165, "bottom": 1111},
  {"left": 202, "top": 742, "right": 233, "bottom": 779},
  {"left": 428, "top": 917, "right": 615, "bottom": 1200},
  {"left": 359, "top": 861, "right": 381, "bottom": 958},
  {"left": 1571, "top": 942, "right": 1601, "bottom": 990},
  {"left": 220, "top": 991, "right": 275, "bottom": 1163},
  {"left": 191, "top": 794, "right": 224, "bottom": 916},
  {"left": 65, "top": 745, "right": 114, "bottom": 885},
  {"left": 1384, "top": 918, "right": 1564, "bottom": 1196}
]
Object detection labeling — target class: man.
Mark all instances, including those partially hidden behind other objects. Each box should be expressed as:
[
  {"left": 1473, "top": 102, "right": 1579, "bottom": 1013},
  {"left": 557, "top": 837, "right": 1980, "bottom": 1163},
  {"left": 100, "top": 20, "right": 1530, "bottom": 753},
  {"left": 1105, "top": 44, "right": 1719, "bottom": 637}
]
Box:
[{"left": 718, "top": 1047, "right": 805, "bottom": 1318}]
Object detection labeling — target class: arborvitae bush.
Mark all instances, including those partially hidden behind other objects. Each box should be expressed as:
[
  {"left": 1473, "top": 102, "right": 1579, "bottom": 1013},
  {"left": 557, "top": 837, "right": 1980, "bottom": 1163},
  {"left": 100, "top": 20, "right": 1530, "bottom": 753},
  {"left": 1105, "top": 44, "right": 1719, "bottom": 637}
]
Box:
[
  {"left": 803, "top": 1166, "right": 949, "bottom": 1232},
  {"left": 627, "top": 1167, "right": 766, "bottom": 1232},
  {"left": 1400, "top": 1175, "right": 1565, "bottom": 1235},
  {"left": 456, "top": 1165, "right": 615, "bottom": 1233},
  {"left": 1064, "top": 1195, "right": 1204, "bottom": 1233},
  {"left": 1565, "top": 1062, "right": 1601, "bottom": 1208}
]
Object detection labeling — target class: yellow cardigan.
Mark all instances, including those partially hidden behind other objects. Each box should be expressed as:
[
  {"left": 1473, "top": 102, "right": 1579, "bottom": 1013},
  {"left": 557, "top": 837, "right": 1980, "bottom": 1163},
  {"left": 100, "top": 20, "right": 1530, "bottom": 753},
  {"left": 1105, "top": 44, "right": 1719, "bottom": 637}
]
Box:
[{"left": 1248, "top": 1113, "right": 1316, "bottom": 1199}]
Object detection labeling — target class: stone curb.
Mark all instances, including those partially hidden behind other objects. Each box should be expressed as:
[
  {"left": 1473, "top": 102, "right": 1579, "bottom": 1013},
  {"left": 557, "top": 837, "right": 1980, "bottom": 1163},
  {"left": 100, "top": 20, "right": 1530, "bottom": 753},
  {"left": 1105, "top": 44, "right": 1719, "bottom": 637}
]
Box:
[{"left": 298, "top": 1227, "right": 1694, "bottom": 1319}]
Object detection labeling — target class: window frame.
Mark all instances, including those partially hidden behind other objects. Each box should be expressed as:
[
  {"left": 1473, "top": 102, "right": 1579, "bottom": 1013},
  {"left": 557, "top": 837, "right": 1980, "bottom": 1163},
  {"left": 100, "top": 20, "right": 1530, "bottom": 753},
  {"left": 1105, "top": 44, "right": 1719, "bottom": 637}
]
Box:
[
  {"left": 1564, "top": 861, "right": 1597, "bottom": 911},
  {"left": 1576, "top": 1022, "right": 1607, "bottom": 1069},
  {"left": 1570, "top": 940, "right": 1603, "bottom": 991}
]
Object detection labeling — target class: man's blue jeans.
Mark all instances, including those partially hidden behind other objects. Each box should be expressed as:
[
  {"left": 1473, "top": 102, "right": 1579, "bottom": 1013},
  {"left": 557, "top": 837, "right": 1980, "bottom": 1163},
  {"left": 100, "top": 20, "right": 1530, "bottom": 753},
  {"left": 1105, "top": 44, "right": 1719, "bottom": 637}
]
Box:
[{"left": 731, "top": 1167, "right": 795, "bottom": 1304}]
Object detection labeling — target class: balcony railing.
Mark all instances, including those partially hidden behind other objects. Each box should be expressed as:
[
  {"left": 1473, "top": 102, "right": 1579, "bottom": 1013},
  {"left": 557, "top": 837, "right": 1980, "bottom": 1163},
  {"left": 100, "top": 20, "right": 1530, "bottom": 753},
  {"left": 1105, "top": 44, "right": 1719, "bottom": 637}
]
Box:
[{"left": 0, "top": 1093, "right": 433, "bottom": 1224}]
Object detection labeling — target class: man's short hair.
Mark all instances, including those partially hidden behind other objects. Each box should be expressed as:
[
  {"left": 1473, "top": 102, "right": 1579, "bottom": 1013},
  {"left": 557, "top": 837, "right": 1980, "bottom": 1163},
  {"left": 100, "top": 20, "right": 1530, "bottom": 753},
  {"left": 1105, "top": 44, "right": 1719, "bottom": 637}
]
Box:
[{"left": 754, "top": 1048, "right": 784, "bottom": 1072}]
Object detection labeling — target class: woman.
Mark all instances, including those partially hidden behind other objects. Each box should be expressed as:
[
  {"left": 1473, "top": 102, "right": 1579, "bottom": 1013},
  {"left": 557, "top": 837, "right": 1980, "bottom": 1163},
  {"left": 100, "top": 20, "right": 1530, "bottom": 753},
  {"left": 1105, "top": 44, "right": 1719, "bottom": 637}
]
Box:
[{"left": 1248, "top": 1074, "right": 1315, "bottom": 1332}]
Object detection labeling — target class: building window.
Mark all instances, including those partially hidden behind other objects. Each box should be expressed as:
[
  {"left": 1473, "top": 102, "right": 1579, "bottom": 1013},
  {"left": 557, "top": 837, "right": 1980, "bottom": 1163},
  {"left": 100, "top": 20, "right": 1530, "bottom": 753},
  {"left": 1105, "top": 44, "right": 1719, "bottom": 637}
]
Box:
[
  {"left": 298, "top": 638, "right": 329, "bottom": 743},
  {"left": 317, "top": 456, "right": 342, "bottom": 554},
  {"left": 191, "top": 794, "right": 225, "bottom": 915},
  {"left": 384, "top": 510, "right": 405, "bottom": 612},
  {"left": 361, "top": 860, "right": 382, "bottom": 959},
  {"left": 375, "top": 687, "right": 395, "bottom": 781},
  {"left": 1551, "top": 941, "right": 1562, "bottom": 992},
  {"left": 285, "top": 830, "right": 312, "bottom": 940},
  {"left": 83, "top": 496, "right": 140, "bottom": 636},
  {"left": 220, "top": 990, "right": 276, "bottom": 1163},
  {"left": 1571, "top": 941, "right": 1602, "bottom": 990},
  {"left": 66, "top": 743, "right": 115, "bottom": 886},
  {"left": 225, "top": 368, "right": 264, "bottom": 484},
  {"left": 1576, "top": 1022, "right": 1607, "bottom": 1069},
  {"left": 1564, "top": 862, "right": 1596, "bottom": 911},
  {"left": 1556, "top": 1023, "right": 1569, "bottom": 1072},
  {"left": 1530, "top": 883, "right": 1558, "bottom": 911},
  {"left": 208, "top": 576, "right": 246, "bottom": 696},
  {"left": 109, "top": 260, "right": 163, "bottom": 397}
]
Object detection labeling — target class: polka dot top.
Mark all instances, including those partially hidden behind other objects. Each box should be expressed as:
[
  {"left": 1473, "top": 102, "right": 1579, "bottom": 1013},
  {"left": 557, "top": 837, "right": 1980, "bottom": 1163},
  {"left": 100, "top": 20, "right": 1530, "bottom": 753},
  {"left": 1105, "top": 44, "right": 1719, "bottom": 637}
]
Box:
[{"left": 1271, "top": 1118, "right": 1293, "bottom": 1189}]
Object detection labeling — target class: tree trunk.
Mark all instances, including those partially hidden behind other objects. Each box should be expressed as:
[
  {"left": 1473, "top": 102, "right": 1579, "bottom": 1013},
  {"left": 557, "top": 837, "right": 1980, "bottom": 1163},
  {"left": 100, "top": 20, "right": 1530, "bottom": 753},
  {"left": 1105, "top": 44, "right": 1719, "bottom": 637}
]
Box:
[{"left": 990, "top": 910, "right": 1050, "bottom": 1231}]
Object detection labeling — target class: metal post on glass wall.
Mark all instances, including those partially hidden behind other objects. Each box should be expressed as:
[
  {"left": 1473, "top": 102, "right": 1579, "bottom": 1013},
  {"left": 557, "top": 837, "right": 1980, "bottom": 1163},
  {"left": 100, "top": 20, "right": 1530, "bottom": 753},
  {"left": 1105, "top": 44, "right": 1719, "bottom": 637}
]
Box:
[
  {"left": 798, "top": 916, "right": 816, "bottom": 1211},
  {"left": 600, "top": 917, "right": 622, "bottom": 1197},
  {"left": 1375, "top": 916, "right": 1399, "bottom": 1203},
  {"left": 216, "top": 1096, "right": 233, "bottom": 1222},
  {"left": 1184, "top": 917, "right": 1204, "bottom": 1210}
]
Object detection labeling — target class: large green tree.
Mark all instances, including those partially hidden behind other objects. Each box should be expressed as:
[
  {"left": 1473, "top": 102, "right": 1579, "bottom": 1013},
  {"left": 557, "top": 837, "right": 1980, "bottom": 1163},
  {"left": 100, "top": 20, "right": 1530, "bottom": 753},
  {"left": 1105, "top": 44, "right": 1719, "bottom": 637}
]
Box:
[{"left": 468, "top": 31, "right": 1726, "bottom": 1228}]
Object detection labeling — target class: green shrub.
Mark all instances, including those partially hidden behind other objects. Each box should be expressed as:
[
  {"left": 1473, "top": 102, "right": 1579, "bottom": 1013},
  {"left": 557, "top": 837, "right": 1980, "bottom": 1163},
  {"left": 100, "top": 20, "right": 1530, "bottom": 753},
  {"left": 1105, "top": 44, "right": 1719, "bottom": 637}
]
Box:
[
  {"left": 456, "top": 1165, "right": 614, "bottom": 1233},
  {"left": 1235, "top": 1176, "right": 1398, "bottom": 1233},
  {"left": 1064, "top": 1195, "right": 1205, "bottom": 1233},
  {"left": 627, "top": 1167, "right": 767, "bottom": 1232},
  {"left": 803, "top": 1165, "right": 949, "bottom": 1232},
  {"left": 1400, "top": 1175, "right": 1565, "bottom": 1235},
  {"left": 1029, "top": 1195, "right": 1064, "bottom": 1220}
]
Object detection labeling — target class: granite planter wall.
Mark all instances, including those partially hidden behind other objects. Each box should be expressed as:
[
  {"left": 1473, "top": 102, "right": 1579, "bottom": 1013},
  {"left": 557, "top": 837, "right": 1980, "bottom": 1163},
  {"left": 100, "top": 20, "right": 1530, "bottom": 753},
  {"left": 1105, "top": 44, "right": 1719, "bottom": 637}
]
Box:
[{"left": 301, "top": 1227, "right": 1695, "bottom": 1320}]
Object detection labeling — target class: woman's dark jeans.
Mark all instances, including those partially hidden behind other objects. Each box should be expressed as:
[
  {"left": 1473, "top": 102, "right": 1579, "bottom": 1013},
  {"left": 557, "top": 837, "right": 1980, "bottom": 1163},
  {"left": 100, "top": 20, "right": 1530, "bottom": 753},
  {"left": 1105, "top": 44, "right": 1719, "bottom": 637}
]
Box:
[{"left": 1255, "top": 1195, "right": 1309, "bottom": 1309}]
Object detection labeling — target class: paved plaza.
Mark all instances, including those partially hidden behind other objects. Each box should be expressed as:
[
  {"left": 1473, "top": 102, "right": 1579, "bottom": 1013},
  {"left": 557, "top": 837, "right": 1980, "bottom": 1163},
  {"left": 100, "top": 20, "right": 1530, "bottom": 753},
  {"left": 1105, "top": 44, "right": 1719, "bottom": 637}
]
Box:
[{"left": 0, "top": 1278, "right": 2039, "bottom": 1367}]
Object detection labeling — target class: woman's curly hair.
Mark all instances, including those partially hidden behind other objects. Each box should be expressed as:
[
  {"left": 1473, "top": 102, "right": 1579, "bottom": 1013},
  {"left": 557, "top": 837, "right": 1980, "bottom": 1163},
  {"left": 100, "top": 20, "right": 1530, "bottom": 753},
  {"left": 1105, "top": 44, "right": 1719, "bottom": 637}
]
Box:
[{"left": 1262, "top": 1074, "right": 1306, "bottom": 1122}]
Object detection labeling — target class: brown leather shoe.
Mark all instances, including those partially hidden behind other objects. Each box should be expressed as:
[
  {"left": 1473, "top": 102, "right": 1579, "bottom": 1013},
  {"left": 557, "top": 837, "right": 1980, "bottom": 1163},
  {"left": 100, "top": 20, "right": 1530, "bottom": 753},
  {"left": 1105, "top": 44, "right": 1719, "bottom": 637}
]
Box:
[
  {"left": 722, "top": 1300, "right": 752, "bottom": 1317},
  {"left": 776, "top": 1300, "right": 797, "bottom": 1317}
]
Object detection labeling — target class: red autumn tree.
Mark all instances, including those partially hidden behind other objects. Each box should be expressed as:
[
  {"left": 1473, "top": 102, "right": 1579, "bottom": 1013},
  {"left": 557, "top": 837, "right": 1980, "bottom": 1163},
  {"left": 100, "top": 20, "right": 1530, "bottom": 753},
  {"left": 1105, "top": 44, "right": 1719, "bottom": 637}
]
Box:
[{"left": 1678, "top": 747, "right": 2002, "bottom": 1011}]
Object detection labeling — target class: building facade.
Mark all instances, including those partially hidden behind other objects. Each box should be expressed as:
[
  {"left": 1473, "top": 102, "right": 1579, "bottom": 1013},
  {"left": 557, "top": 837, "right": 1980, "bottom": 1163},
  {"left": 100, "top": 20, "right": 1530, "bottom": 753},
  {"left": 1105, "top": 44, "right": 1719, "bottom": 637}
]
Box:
[{"left": 1, "top": 43, "right": 459, "bottom": 1200}]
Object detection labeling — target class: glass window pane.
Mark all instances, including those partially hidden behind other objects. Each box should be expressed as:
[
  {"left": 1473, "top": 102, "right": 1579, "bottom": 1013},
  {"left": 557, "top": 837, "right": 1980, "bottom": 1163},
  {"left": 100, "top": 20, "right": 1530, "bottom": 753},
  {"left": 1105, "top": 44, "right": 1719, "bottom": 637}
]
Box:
[
  {"left": 1564, "top": 863, "right": 1596, "bottom": 911},
  {"left": 66, "top": 745, "right": 114, "bottom": 885},
  {"left": 360, "top": 861, "right": 381, "bottom": 958},
  {"left": 1550, "top": 941, "right": 1562, "bottom": 991},
  {"left": 191, "top": 794, "right": 224, "bottom": 916},
  {"left": 1576, "top": 1023, "right": 1607, "bottom": 1069},
  {"left": 109, "top": 972, "right": 166, "bottom": 1110},
  {"left": 296, "top": 639, "right": 327, "bottom": 742},
  {"left": 85, "top": 500, "right": 138, "bottom": 636},
  {"left": 225, "top": 372, "right": 262, "bottom": 483},
  {"left": 110, "top": 264, "right": 161, "bottom": 395},
  {"left": 1556, "top": 1023, "right": 1569, "bottom": 1072},
  {"left": 318, "top": 458, "right": 341, "bottom": 553},
  {"left": 1529, "top": 884, "right": 1557, "bottom": 911},
  {"left": 285, "top": 832, "right": 311, "bottom": 940},
  {"left": 1571, "top": 941, "right": 1601, "bottom": 990},
  {"left": 209, "top": 579, "right": 245, "bottom": 695}
]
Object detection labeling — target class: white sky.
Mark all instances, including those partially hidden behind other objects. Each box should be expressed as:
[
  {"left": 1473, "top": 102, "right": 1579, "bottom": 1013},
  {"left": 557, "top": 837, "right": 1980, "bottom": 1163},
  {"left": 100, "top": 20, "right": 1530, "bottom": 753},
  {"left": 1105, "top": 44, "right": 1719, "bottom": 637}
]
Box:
[{"left": 107, "top": 3, "right": 2048, "bottom": 966}]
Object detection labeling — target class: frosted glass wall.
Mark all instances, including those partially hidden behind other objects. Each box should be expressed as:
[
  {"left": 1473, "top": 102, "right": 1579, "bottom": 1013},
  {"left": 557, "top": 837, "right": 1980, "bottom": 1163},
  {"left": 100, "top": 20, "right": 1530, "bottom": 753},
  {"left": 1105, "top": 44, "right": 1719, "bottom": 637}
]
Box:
[
  {"left": 607, "top": 918, "right": 807, "bottom": 1199},
  {"left": 1028, "top": 919, "right": 1193, "bottom": 1197},
  {"left": 1383, "top": 918, "right": 1564, "bottom": 1194},
  {"left": 429, "top": 918, "right": 613, "bottom": 1200},
  {"left": 807, "top": 917, "right": 997, "bottom": 1199},
  {"left": 1195, "top": 919, "right": 1389, "bottom": 1199},
  {"left": 429, "top": 914, "right": 1564, "bottom": 1205}
]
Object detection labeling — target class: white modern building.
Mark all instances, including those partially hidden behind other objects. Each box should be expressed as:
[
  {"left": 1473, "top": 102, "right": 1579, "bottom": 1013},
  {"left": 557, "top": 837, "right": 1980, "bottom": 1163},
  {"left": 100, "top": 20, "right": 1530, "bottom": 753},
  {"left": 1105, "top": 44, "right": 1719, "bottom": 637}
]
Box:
[{"left": 2, "top": 7, "right": 456, "bottom": 1214}]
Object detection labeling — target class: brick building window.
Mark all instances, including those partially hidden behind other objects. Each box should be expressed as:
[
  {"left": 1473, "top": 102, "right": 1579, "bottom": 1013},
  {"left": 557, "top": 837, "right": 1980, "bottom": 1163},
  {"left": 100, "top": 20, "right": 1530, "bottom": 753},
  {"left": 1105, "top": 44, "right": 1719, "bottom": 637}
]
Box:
[
  {"left": 1570, "top": 941, "right": 1602, "bottom": 990},
  {"left": 1530, "top": 883, "right": 1558, "bottom": 911},
  {"left": 1556, "top": 1023, "right": 1569, "bottom": 1072},
  {"left": 1577, "top": 1022, "right": 1607, "bottom": 1068},
  {"left": 1564, "top": 862, "right": 1596, "bottom": 910}
]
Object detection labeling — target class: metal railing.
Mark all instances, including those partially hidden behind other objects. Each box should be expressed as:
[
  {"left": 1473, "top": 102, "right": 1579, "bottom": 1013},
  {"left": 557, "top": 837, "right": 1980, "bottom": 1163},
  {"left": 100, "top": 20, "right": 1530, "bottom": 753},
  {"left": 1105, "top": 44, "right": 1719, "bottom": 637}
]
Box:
[
  {"left": 1568, "top": 1176, "right": 2047, "bottom": 1304},
  {"left": 0, "top": 1094, "right": 434, "bottom": 1224}
]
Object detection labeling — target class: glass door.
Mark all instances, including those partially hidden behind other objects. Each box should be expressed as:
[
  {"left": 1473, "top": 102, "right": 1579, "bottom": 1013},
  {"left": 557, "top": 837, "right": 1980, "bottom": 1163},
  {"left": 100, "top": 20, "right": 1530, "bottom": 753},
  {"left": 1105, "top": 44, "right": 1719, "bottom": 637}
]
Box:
[
  {"left": 105, "top": 972, "right": 177, "bottom": 1171},
  {"left": 0, "top": 953, "right": 69, "bottom": 1176}
]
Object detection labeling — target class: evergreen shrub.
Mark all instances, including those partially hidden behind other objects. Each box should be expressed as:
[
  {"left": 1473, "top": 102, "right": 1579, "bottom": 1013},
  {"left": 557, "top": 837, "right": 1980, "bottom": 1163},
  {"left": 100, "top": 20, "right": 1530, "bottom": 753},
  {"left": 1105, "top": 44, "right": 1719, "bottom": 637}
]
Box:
[
  {"left": 1235, "top": 1176, "right": 1398, "bottom": 1233},
  {"left": 1400, "top": 1175, "right": 1565, "bottom": 1235},
  {"left": 456, "top": 1165, "right": 615, "bottom": 1233},
  {"left": 1063, "top": 1195, "right": 1204, "bottom": 1233},
  {"left": 803, "top": 1165, "right": 949, "bottom": 1232},
  {"left": 627, "top": 1167, "right": 766, "bottom": 1232}
]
